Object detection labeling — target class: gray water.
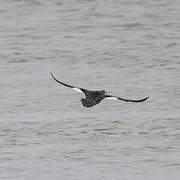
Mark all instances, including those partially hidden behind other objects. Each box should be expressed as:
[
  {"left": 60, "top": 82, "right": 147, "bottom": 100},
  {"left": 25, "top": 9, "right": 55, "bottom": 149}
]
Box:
[{"left": 0, "top": 0, "right": 180, "bottom": 179}]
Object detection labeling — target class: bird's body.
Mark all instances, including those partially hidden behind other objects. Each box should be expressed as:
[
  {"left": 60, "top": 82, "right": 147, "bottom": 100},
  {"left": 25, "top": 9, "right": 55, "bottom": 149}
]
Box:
[
  {"left": 81, "top": 90, "right": 105, "bottom": 107},
  {"left": 51, "top": 73, "right": 149, "bottom": 107}
]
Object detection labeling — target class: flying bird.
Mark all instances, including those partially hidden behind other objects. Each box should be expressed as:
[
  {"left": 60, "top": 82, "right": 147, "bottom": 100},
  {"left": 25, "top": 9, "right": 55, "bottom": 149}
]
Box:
[{"left": 51, "top": 73, "right": 149, "bottom": 108}]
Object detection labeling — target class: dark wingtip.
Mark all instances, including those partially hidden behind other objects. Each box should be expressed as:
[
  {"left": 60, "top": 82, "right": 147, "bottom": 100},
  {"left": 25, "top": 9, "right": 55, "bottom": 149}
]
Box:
[
  {"left": 50, "top": 72, "right": 55, "bottom": 79},
  {"left": 142, "top": 96, "right": 149, "bottom": 102},
  {"left": 50, "top": 72, "right": 58, "bottom": 82}
]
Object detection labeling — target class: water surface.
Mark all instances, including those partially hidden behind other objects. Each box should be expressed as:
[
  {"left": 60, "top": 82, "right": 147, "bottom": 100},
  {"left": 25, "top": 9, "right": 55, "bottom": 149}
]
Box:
[{"left": 0, "top": 0, "right": 180, "bottom": 179}]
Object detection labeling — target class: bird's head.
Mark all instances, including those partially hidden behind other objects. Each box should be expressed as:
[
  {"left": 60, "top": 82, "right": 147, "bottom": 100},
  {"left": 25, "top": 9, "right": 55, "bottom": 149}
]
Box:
[{"left": 99, "top": 90, "right": 106, "bottom": 94}]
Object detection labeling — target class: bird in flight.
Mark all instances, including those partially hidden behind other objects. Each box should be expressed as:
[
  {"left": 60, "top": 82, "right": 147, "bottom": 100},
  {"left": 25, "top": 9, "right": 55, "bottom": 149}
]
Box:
[{"left": 51, "top": 73, "right": 149, "bottom": 108}]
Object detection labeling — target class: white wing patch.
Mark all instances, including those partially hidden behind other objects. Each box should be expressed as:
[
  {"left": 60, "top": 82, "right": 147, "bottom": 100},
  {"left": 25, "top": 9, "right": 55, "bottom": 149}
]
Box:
[
  {"left": 105, "top": 97, "right": 118, "bottom": 100},
  {"left": 72, "top": 88, "right": 83, "bottom": 93}
]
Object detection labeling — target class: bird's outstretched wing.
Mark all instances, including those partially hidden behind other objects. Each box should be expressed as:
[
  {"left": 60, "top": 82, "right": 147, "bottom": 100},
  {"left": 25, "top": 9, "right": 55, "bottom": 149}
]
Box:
[
  {"left": 104, "top": 95, "right": 149, "bottom": 102},
  {"left": 50, "top": 73, "right": 86, "bottom": 94}
]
